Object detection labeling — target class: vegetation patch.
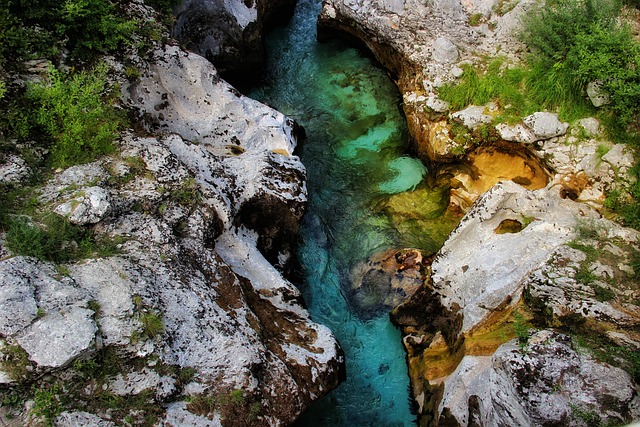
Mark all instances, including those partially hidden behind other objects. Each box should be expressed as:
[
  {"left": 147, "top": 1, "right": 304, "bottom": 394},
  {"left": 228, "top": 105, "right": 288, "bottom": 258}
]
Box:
[
  {"left": 512, "top": 311, "right": 531, "bottom": 347},
  {"left": 26, "top": 64, "right": 124, "bottom": 168},
  {"left": 0, "top": 343, "right": 32, "bottom": 381},
  {"left": 187, "top": 389, "right": 262, "bottom": 426},
  {"left": 5, "top": 215, "right": 122, "bottom": 263}
]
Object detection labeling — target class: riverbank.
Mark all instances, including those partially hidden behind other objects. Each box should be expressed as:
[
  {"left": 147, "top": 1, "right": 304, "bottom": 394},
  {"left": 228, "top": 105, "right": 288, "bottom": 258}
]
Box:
[{"left": 318, "top": 0, "right": 640, "bottom": 425}]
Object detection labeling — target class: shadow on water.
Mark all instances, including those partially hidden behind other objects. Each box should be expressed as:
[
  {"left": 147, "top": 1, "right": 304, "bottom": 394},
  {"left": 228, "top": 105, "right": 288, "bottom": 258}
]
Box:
[{"left": 247, "top": 0, "right": 456, "bottom": 425}]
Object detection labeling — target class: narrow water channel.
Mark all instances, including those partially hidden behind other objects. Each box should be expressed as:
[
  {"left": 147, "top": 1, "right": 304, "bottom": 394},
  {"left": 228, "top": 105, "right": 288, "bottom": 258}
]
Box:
[{"left": 249, "top": 1, "right": 457, "bottom": 425}]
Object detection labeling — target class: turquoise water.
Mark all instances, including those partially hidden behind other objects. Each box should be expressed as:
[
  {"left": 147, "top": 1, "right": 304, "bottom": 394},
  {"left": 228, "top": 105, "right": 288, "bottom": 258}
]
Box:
[{"left": 249, "top": 1, "right": 434, "bottom": 425}]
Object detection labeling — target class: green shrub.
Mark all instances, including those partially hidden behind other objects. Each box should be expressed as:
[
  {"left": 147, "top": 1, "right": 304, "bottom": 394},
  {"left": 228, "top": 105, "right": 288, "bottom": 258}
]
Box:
[
  {"left": 140, "top": 310, "right": 164, "bottom": 338},
  {"left": 512, "top": 311, "right": 530, "bottom": 346},
  {"left": 0, "top": 343, "right": 31, "bottom": 381},
  {"left": 521, "top": 0, "right": 640, "bottom": 130},
  {"left": 5, "top": 215, "right": 120, "bottom": 262},
  {"left": 32, "top": 384, "right": 64, "bottom": 426},
  {"left": 0, "top": 0, "right": 134, "bottom": 68},
  {"left": 27, "top": 64, "right": 123, "bottom": 168}
]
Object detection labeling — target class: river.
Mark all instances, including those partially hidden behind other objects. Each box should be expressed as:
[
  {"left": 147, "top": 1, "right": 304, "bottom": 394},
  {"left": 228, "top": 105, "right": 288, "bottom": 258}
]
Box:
[{"left": 248, "top": 0, "right": 456, "bottom": 425}]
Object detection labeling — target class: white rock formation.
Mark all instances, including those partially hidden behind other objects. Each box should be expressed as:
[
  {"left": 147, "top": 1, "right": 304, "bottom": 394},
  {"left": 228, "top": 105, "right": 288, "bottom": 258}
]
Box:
[
  {"left": 0, "top": 42, "right": 342, "bottom": 425},
  {"left": 431, "top": 181, "right": 600, "bottom": 333},
  {"left": 53, "top": 186, "right": 112, "bottom": 225},
  {"left": 439, "top": 331, "right": 640, "bottom": 426}
]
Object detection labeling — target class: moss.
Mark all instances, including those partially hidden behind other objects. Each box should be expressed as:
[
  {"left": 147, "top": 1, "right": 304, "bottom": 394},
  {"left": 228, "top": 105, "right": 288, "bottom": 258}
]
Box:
[
  {"left": 139, "top": 310, "right": 164, "bottom": 339},
  {"left": 494, "top": 218, "right": 524, "bottom": 234},
  {"left": 0, "top": 342, "right": 31, "bottom": 381},
  {"left": 523, "top": 285, "right": 554, "bottom": 326},
  {"left": 468, "top": 13, "right": 484, "bottom": 26},
  {"left": 186, "top": 389, "right": 262, "bottom": 426}
]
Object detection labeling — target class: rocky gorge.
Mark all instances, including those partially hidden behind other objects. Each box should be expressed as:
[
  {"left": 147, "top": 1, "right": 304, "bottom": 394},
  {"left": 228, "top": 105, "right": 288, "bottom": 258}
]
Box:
[
  {"left": 0, "top": 0, "right": 639, "bottom": 426},
  {"left": 319, "top": 0, "right": 640, "bottom": 426},
  {"left": 1, "top": 1, "right": 344, "bottom": 425}
]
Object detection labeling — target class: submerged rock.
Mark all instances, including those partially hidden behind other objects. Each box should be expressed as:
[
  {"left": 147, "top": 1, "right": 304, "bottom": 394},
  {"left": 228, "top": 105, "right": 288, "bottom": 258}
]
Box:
[{"left": 350, "top": 249, "right": 429, "bottom": 318}]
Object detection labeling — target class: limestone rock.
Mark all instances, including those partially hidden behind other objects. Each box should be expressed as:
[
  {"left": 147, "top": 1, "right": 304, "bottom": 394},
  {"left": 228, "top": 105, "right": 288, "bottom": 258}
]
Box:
[
  {"left": 587, "top": 80, "right": 610, "bottom": 107},
  {"left": 39, "top": 161, "right": 109, "bottom": 204},
  {"left": 164, "top": 402, "right": 221, "bottom": 426},
  {"left": 578, "top": 117, "right": 600, "bottom": 137},
  {"left": 53, "top": 186, "right": 112, "bottom": 225},
  {"left": 350, "top": 249, "right": 428, "bottom": 317},
  {"left": 433, "top": 37, "right": 459, "bottom": 64},
  {"left": 430, "top": 181, "right": 600, "bottom": 333},
  {"left": 495, "top": 122, "right": 536, "bottom": 144},
  {"left": 0, "top": 258, "right": 40, "bottom": 336},
  {"left": 173, "top": 0, "right": 296, "bottom": 81},
  {"left": 439, "top": 331, "right": 640, "bottom": 426},
  {"left": 450, "top": 105, "right": 493, "bottom": 130},
  {"left": 17, "top": 307, "right": 97, "bottom": 368},
  {"left": 55, "top": 412, "right": 116, "bottom": 427},
  {"left": 110, "top": 368, "right": 176, "bottom": 398},
  {"left": 0, "top": 154, "right": 30, "bottom": 184},
  {"left": 522, "top": 112, "right": 569, "bottom": 141},
  {"left": 2, "top": 42, "right": 343, "bottom": 425}
]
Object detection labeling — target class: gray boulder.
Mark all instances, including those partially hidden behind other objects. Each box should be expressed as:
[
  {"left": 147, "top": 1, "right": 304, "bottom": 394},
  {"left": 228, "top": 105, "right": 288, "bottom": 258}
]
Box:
[
  {"left": 17, "top": 307, "right": 97, "bottom": 368},
  {"left": 450, "top": 105, "right": 493, "bottom": 130},
  {"left": 0, "top": 155, "right": 30, "bottom": 184},
  {"left": 433, "top": 37, "right": 460, "bottom": 64},
  {"left": 55, "top": 412, "right": 117, "bottom": 427},
  {"left": 587, "top": 80, "right": 610, "bottom": 107},
  {"left": 53, "top": 186, "right": 112, "bottom": 225},
  {"left": 523, "top": 112, "right": 569, "bottom": 140},
  {"left": 439, "top": 331, "right": 640, "bottom": 426}
]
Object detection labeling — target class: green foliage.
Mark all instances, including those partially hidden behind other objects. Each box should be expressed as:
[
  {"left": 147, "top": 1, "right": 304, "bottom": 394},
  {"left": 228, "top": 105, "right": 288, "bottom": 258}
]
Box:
[
  {"left": 140, "top": 310, "right": 164, "bottom": 338},
  {"left": 606, "top": 165, "right": 640, "bottom": 229},
  {"left": 0, "top": 0, "right": 134, "bottom": 68},
  {"left": 171, "top": 177, "right": 202, "bottom": 207},
  {"left": 593, "top": 284, "right": 616, "bottom": 302},
  {"left": 60, "top": 0, "right": 136, "bottom": 61},
  {"left": 187, "top": 389, "right": 261, "bottom": 426},
  {"left": 32, "top": 384, "right": 65, "bottom": 426},
  {"left": 5, "top": 215, "right": 120, "bottom": 263},
  {"left": 27, "top": 64, "right": 122, "bottom": 168},
  {"left": 521, "top": 0, "right": 640, "bottom": 130},
  {"left": 440, "top": 0, "right": 640, "bottom": 134},
  {"left": 144, "top": 0, "right": 182, "bottom": 16},
  {"left": 0, "top": 343, "right": 31, "bottom": 381},
  {"left": 512, "top": 311, "right": 530, "bottom": 346},
  {"left": 468, "top": 13, "right": 484, "bottom": 26},
  {"left": 439, "top": 59, "right": 540, "bottom": 122}
]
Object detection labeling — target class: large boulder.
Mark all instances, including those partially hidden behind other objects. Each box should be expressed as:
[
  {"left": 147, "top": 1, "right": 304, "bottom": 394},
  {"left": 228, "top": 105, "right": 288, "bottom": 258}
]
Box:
[
  {"left": 392, "top": 181, "right": 640, "bottom": 424},
  {"left": 173, "top": 0, "right": 296, "bottom": 83},
  {"left": 439, "top": 331, "right": 640, "bottom": 426}
]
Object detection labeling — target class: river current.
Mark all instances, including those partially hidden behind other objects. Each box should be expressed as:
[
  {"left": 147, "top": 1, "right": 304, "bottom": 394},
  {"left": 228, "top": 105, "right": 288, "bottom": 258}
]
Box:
[{"left": 249, "top": 1, "right": 455, "bottom": 425}]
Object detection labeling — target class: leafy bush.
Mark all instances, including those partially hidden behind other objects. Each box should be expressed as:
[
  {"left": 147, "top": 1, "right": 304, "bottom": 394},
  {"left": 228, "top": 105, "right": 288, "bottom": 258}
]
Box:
[
  {"left": 0, "top": 0, "right": 135, "bottom": 68},
  {"left": 5, "top": 215, "right": 120, "bottom": 262},
  {"left": 440, "top": 0, "right": 640, "bottom": 131},
  {"left": 61, "top": 0, "right": 136, "bottom": 60},
  {"left": 139, "top": 310, "right": 164, "bottom": 338},
  {"left": 512, "top": 311, "right": 530, "bottom": 346},
  {"left": 521, "top": 0, "right": 640, "bottom": 130},
  {"left": 32, "top": 384, "right": 64, "bottom": 426},
  {"left": 27, "top": 64, "right": 122, "bottom": 168}
]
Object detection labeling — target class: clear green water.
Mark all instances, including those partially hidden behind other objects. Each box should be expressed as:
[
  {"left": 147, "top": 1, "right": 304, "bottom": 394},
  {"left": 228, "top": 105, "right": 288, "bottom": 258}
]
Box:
[{"left": 249, "top": 0, "right": 454, "bottom": 425}]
